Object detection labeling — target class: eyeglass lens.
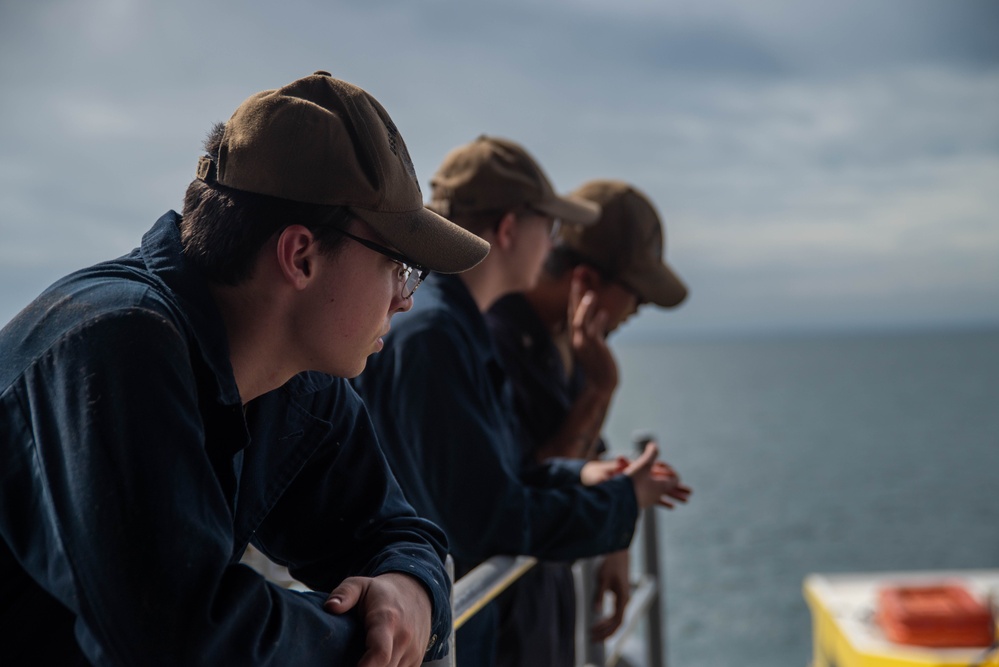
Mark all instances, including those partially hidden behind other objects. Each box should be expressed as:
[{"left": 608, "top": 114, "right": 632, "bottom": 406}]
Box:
[
  {"left": 403, "top": 267, "right": 427, "bottom": 298},
  {"left": 549, "top": 218, "right": 562, "bottom": 240},
  {"left": 336, "top": 227, "right": 426, "bottom": 298}
]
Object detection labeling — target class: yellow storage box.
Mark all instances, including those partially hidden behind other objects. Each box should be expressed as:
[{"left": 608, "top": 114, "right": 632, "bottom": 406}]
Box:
[{"left": 804, "top": 570, "right": 999, "bottom": 667}]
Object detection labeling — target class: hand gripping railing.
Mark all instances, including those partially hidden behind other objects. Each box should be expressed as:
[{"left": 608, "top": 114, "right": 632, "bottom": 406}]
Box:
[
  {"left": 434, "top": 433, "right": 667, "bottom": 667},
  {"left": 244, "top": 433, "right": 668, "bottom": 666}
]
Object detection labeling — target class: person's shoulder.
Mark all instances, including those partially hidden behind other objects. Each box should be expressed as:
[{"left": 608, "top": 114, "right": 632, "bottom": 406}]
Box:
[
  {"left": 66, "top": 265, "right": 181, "bottom": 328},
  {"left": 50, "top": 251, "right": 180, "bottom": 315},
  {"left": 1, "top": 261, "right": 191, "bottom": 386}
]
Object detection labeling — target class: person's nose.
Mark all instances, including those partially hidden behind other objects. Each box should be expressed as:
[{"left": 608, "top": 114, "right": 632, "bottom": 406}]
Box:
[{"left": 394, "top": 290, "right": 414, "bottom": 314}]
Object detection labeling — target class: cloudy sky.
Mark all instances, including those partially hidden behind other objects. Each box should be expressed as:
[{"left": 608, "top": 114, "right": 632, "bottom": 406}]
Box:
[{"left": 1, "top": 0, "right": 997, "bottom": 338}]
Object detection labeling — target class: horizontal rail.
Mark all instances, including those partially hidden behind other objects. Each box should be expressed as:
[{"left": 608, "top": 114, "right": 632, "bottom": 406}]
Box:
[
  {"left": 604, "top": 574, "right": 657, "bottom": 666},
  {"left": 452, "top": 555, "right": 537, "bottom": 630},
  {"left": 247, "top": 432, "right": 668, "bottom": 667},
  {"left": 443, "top": 432, "right": 667, "bottom": 666}
]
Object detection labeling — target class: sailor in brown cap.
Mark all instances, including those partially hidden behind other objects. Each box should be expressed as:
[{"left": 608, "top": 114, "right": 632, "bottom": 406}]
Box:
[
  {"left": 486, "top": 179, "right": 691, "bottom": 667},
  {"left": 0, "top": 72, "right": 488, "bottom": 666},
  {"left": 356, "top": 138, "right": 689, "bottom": 667}
]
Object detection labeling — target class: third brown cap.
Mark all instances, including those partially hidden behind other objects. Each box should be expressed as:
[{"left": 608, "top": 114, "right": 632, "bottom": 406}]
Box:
[
  {"left": 559, "top": 180, "right": 687, "bottom": 308},
  {"left": 427, "top": 135, "right": 599, "bottom": 226}
]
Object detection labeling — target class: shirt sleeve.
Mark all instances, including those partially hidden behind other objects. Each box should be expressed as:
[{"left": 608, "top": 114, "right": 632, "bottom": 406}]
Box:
[
  {"left": 247, "top": 379, "right": 452, "bottom": 661},
  {"left": 520, "top": 457, "right": 587, "bottom": 488},
  {"left": 2, "top": 307, "right": 371, "bottom": 665}
]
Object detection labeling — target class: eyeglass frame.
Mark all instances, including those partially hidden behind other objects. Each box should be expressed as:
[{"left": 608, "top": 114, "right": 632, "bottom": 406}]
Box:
[
  {"left": 335, "top": 228, "right": 428, "bottom": 298},
  {"left": 522, "top": 206, "right": 562, "bottom": 240}
]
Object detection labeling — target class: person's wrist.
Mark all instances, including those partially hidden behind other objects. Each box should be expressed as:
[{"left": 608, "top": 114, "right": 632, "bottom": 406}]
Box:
[{"left": 626, "top": 475, "right": 652, "bottom": 509}]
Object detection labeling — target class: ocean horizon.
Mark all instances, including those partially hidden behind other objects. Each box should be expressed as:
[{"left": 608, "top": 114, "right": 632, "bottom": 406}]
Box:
[{"left": 604, "top": 327, "right": 999, "bottom": 666}]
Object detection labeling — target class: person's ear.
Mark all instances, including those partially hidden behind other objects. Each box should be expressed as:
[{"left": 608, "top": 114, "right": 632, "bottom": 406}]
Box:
[
  {"left": 494, "top": 211, "right": 519, "bottom": 251},
  {"left": 275, "top": 225, "right": 317, "bottom": 289}
]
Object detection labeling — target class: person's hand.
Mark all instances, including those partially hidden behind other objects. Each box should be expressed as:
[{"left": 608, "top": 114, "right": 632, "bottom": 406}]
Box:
[
  {"left": 580, "top": 456, "right": 629, "bottom": 485},
  {"left": 648, "top": 459, "right": 692, "bottom": 508},
  {"left": 324, "top": 572, "right": 433, "bottom": 667},
  {"left": 624, "top": 443, "right": 692, "bottom": 509},
  {"left": 569, "top": 283, "right": 618, "bottom": 396},
  {"left": 591, "top": 549, "right": 631, "bottom": 641}
]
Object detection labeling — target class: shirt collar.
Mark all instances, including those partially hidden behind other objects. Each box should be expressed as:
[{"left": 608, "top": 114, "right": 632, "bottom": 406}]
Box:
[
  {"left": 488, "top": 292, "right": 551, "bottom": 357},
  {"left": 140, "top": 211, "right": 242, "bottom": 406},
  {"left": 419, "top": 273, "right": 494, "bottom": 360}
]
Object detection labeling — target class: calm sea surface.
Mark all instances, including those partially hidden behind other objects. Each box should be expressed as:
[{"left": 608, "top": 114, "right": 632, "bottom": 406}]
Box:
[{"left": 602, "top": 329, "right": 999, "bottom": 667}]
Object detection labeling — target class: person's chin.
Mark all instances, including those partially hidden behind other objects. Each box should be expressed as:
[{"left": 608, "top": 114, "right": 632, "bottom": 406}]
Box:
[
  {"left": 329, "top": 353, "right": 369, "bottom": 379},
  {"left": 341, "top": 360, "right": 366, "bottom": 379}
]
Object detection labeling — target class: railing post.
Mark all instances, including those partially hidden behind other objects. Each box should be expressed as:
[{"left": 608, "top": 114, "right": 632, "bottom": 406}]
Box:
[
  {"left": 575, "top": 557, "right": 606, "bottom": 666},
  {"left": 435, "top": 427, "right": 670, "bottom": 667},
  {"left": 634, "top": 431, "right": 666, "bottom": 667}
]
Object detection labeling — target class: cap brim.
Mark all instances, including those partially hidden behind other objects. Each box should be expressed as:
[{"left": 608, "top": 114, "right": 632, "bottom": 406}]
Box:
[
  {"left": 351, "top": 205, "right": 490, "bottom": 274},
  {"left": 623, "top": 261, "right": 688, "bottom": 308},
  {"left": 533, "top": 195, "right": 601, "bottom": 226}
]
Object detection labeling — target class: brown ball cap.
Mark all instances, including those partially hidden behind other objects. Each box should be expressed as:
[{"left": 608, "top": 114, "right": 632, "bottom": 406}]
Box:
[
  {"left": 427, "top": 135, "right": 600, "bottom": 227},
  {"left": 197, "top": 71, "right": 489, "bottom": 274},
  {"left": 559, "top": 180, "right": 687, "bottom": 308}
]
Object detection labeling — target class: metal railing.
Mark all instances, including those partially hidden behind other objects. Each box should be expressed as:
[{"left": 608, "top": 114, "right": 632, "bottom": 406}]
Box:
[
  {"left": 244, "top": 435, "right": 668, "bottom": 667},
  {"left": 438, "top": 433, "right": 667, "bottom": 667}
]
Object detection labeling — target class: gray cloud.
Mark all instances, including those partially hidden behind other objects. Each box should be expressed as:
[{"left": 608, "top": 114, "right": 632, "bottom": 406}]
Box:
[{"left": 1, "top": 0, "right": 996, "bottom": 335}]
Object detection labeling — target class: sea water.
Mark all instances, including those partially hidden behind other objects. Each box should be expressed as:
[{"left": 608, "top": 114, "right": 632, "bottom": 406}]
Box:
[{"left": 603, "top": 329, "right": 999, "bottom": 666}]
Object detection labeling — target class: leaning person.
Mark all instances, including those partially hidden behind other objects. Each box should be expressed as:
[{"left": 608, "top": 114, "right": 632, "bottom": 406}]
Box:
[
  {"left": 353, "top": 136, "right": 687, "bottom": 667},
  {"left": 487, "top": 179, "right": 691, "bottom": 667},
  {"left": 0, "top": 71, "right": 488, "bottom": 666}
]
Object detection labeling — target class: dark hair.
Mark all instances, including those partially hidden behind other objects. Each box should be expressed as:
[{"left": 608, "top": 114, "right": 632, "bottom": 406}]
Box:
[
  {"left": 445, "top": 206, "right": 541, "bottom": 241},
  {"left": 180, "top": 122, "right": 348, "bottom": 285},
  {"left": 543, "top": 244, "right": 595, "bottom": 278}
]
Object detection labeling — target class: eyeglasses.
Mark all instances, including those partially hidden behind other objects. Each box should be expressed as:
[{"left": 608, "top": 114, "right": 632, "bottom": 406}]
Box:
[
  {"left": 524, "top": 207, "right": 562, "bottom": 240},
  {"left": 549, "top": 217, "right": 562, "bottom": 240},
  {"left": 337, "top": 229, "right": 428, "bottom": 298}
]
